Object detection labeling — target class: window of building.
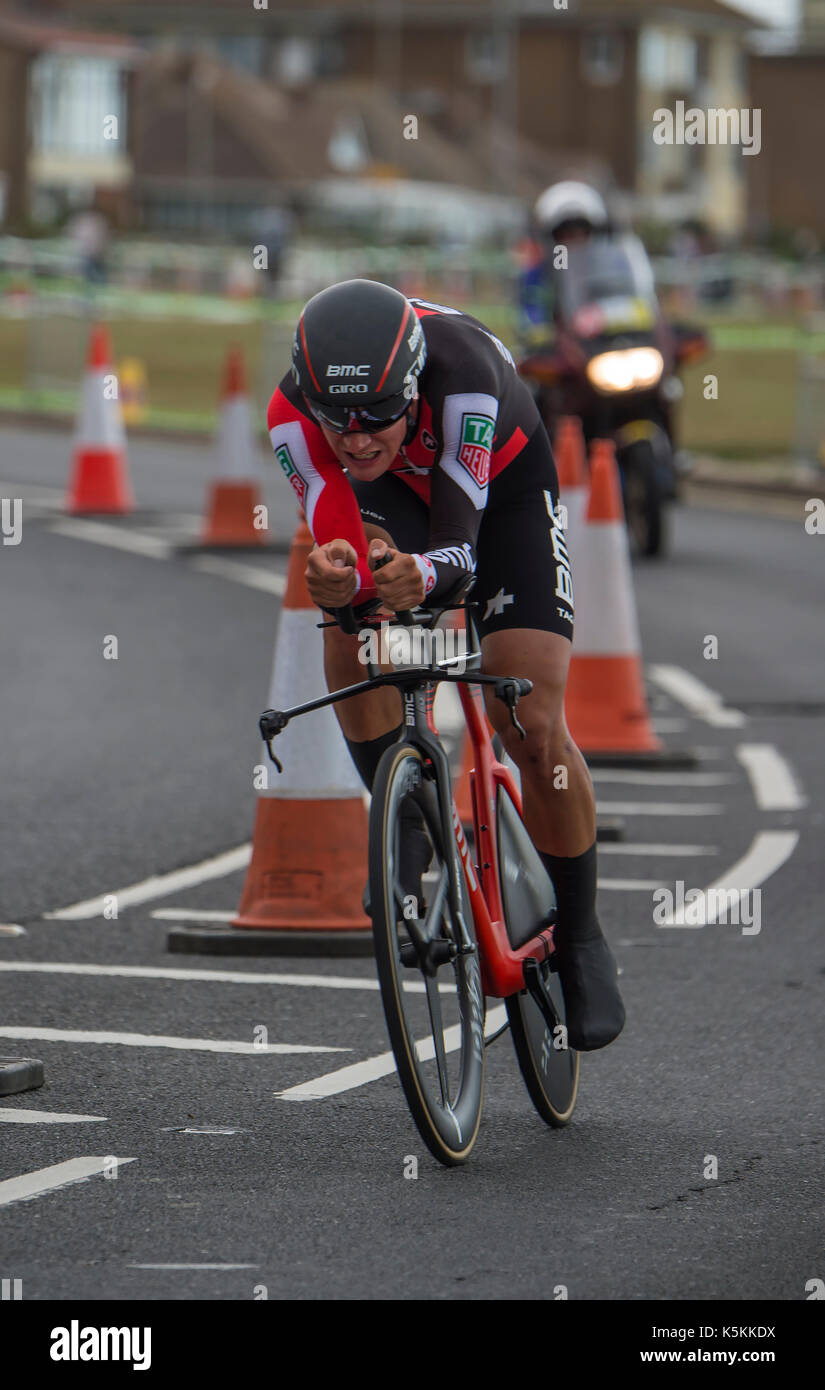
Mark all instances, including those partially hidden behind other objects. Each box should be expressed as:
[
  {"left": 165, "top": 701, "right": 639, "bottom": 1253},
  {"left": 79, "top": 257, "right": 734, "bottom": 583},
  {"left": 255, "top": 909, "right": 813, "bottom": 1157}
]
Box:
[
  {"left": 275, "top": 37, "right": 318, "bottom": 87},
  {"left": 638, "top": 28, "right": 698, "bottom": 89},
  {"left": 581, "top": 30, "right": 625, "bottom": 86},
  {"left": 30, "top": 55, "right": 125, "bottom": 158},
  {"left": 464, "top": 31, "right": 509, "bottom": 85}
]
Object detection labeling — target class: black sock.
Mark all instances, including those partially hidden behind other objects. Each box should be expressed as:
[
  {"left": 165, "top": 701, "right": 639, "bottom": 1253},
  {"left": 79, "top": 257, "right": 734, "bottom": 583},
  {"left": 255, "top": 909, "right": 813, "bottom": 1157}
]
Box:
[
  {"left": 538, "top": 843, "right": 600, "bottom": 949},
  {"left": 345, "top": 724, "right": 403, "bottom": 792}
]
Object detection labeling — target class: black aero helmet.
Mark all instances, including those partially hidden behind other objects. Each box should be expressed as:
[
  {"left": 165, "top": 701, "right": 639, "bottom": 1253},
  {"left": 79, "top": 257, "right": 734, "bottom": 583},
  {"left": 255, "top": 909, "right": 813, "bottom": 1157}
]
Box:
[{"left": 292, "top": 279, "right": 426, "bottom": 432}]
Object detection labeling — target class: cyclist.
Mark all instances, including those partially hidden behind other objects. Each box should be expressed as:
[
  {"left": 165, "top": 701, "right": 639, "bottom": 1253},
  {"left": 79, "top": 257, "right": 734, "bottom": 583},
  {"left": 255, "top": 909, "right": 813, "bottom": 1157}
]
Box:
[
  {"left": 518, "top": 180, "right": 610, "bottom": 348},
  {"left": 267, "top": 278, "right": 625, "bottom": 1052}
]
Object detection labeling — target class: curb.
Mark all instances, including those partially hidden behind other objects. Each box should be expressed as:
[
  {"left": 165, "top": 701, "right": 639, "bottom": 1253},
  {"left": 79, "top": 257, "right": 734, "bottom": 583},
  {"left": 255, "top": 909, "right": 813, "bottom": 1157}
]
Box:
[{"left": 167, "top": 925, "right": 374, "bottom": 957}]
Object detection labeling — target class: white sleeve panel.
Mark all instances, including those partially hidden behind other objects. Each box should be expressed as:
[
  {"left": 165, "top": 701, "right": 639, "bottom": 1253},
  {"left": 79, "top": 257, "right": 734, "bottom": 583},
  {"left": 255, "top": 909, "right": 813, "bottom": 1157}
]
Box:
[
  {"left": 269, "top": 420, "right": 326, "bottom": 533},
  {"left": 436, "top": 392, "right": 499, "bottom": 510}
]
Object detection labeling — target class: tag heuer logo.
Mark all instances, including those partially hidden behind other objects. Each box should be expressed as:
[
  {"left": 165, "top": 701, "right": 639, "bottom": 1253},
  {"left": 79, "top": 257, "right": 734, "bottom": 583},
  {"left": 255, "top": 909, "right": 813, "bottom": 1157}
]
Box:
[
  {"left": 274, "top": 442, "right": 306, "bottom": 507},
  {"left": 458, "top": 413, "right": 494, "bottom": 487}
]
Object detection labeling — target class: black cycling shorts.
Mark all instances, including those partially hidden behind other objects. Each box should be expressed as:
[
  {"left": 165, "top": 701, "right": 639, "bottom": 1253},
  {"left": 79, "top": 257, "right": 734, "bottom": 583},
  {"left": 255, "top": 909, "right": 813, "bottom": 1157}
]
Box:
[{"left": 348, "top": 424, "right": 575, "bottom": 642}]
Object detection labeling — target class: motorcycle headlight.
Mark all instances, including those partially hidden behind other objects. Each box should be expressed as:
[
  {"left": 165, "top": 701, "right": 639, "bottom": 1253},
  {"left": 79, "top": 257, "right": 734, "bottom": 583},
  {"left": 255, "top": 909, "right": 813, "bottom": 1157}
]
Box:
[{"left": 586, "top": 348, "right": 664, "bottom": 394}]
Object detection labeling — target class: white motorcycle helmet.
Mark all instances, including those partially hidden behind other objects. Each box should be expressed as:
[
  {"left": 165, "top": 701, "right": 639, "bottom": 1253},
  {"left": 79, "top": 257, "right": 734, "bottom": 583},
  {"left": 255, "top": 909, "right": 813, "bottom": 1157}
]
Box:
[{"left": 534, "top": 181, "right": 609, "bottom": 239}]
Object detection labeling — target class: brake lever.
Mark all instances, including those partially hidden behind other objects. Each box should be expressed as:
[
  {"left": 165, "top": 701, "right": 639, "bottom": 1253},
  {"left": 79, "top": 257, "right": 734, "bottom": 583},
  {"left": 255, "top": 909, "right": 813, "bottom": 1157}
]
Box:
[
  {"left": 494, "top": 678, "right": 530, "bottom": 740},
  {"left": 259, "top": 708, "right": 289, "bottom": 773}
]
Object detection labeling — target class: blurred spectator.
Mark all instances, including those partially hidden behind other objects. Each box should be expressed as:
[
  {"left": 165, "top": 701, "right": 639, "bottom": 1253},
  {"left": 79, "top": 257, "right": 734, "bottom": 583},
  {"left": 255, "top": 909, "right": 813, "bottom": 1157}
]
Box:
[
  {"left": 68, "top": 204, "right": 110, "bottom": 287},
  {"left": 249, "top": 204, "right": 294, "bottom": 293}
]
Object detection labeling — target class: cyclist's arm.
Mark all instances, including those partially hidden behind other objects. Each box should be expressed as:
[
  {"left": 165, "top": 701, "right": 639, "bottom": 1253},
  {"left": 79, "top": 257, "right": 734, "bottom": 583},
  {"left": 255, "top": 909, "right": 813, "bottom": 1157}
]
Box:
[
  {"left": 410, "top": 370, "right": 499, "bottom": 603},
  {"left": 267, "top": 384, "right": 379, "bottom": 601}
]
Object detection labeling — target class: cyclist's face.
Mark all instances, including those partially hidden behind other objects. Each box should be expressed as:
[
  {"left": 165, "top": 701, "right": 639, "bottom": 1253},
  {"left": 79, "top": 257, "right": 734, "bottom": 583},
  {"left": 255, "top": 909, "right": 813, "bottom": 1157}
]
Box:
[{"left": 319, "top": 405, "right": 414, "bottom": 481}]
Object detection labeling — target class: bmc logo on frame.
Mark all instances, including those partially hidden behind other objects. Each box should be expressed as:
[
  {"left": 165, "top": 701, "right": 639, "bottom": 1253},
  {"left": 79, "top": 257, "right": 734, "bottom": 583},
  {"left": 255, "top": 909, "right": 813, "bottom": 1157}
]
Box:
[
  {"left": 274, "top": 443, "right": 306, "bottom": 508},
  {"left": 458, "top": 413, "right": 494, "bottom": 487}
]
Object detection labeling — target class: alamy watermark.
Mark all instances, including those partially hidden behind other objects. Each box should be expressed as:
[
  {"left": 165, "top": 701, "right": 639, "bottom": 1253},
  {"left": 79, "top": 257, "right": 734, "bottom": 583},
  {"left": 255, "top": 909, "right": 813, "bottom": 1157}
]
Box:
[
  {"left": 652, "top": 881, "right": 761, "bottom": 935},
  {"left": 358, "top": 621, "right": 468, "bottom": 675},
  {"left": 653, "top": 102, "right": 761, "bottom": 157}
]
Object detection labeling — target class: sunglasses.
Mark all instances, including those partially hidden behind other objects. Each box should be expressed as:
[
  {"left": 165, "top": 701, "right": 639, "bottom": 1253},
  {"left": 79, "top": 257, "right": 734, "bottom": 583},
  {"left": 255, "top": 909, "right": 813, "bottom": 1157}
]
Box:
[{"left": 306, "top": 395, "right": 411, "bottom": 436}]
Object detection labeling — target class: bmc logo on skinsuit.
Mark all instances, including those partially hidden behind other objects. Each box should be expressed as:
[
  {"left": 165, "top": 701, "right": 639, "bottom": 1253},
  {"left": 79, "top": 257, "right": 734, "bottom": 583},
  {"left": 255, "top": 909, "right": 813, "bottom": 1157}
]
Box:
[
  {"left": 327, "top": 364, "right": 370, "bottom": 376},
  {"left": 274, "top": 443, "right": 306, "bottom": 507},
  {"left": 458, "top": 413, "right": 494, "bottom": 487}
]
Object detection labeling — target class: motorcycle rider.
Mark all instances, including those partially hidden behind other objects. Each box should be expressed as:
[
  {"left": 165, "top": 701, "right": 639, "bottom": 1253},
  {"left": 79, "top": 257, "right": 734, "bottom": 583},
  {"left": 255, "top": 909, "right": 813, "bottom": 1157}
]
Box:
[{"left": 517, "top": 181, "right": 611, "bottom": 348}]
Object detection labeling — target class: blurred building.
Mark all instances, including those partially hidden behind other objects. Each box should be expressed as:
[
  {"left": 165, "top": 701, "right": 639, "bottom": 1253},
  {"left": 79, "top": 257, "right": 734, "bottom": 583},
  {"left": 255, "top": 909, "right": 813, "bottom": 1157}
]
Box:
[
  {"left": 748, "top": 0, "right": 825, "bottom": 243},
  {"left": 1, "top": 0, "right": 768, "bottom": 241}
]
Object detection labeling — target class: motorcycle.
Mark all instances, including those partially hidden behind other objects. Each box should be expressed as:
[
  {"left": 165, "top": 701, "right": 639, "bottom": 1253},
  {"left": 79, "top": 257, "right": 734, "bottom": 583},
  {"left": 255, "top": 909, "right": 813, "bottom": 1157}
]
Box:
[{"left": 517, "top": 233, "right": 708, "bottom": 557}]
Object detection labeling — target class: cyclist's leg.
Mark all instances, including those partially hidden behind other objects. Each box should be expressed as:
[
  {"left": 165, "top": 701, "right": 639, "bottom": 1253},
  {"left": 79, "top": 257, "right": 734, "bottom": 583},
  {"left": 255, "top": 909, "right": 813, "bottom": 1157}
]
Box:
[{"left": 473, "top": 428, "right": 625, "bottom": 1051}]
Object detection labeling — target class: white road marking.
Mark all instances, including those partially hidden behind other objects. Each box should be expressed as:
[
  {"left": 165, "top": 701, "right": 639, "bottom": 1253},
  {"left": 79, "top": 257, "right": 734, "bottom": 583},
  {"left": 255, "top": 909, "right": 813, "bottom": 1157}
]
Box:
[
  {"left": 596, "top": 802, "right": 723, "bottom": 816},
  {"left": 656, "top": 831, "right": 799, "bottom": 927},
  {"left": 590, "top": 770, "right": 734, "bottom": 786},
  {"left": 161, "top": 1127, "right": 242, "bottom": 1135},
  {"left": 648, "top": 665, "right": 746, "bottom": 728},
  {"left": 598, "top": 843, "right": 718, "bottom": 857},
  {"left": 44, "top": 843, "right": 251, "bottom": 920},
  {"left": 0, "top": 924, "right": 25, "bottom": 936},
  {"left": 0, "top": 961, "right": 448, "bottom": 995},
  {"left": 0, "top": 1108, "right": 106, "bottom": 1124},
  {"left": 49, "top": 517, "right": 172, "bottom": 560},
  {"left": 152, "top": 908, "right": 234, "bottom": 922},
  {"left": 0, "top": 479, "right": 65, "bottom": 507},
  {"left": 279, "top": 1004, "right": 508, "bottom": 1100},
  {"left": 0, "top": 1156, "right": 136, "bottom": 1209},
  {"left": 736, "top": 744, "right": 806, "bottom": 811},
  {"left": 127, "top": 1263, "right": 257, "bottom": 1271},
  {"left": 600, "top": 878, "right": 668, "bottom": 891},
  {"left": 0, "top": 1027, "right": 346, "bottom": 1055},
  {"left": 191, "top": 556, "right": 286, "bottom": 595}
]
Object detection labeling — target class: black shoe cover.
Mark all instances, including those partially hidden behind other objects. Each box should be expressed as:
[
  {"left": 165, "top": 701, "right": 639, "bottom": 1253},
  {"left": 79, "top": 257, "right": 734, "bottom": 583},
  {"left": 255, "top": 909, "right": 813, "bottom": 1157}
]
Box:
[{"left": 554, "top": 931, "right": 625, "bottom": 1051}]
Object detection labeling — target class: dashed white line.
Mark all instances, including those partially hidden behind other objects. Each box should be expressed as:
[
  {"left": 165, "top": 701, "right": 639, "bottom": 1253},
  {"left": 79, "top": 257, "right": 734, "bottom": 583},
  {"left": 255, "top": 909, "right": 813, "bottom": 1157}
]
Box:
[
  {"left": 598, "top": 843, "right": 718, "bottom": 857},
  {"left": 127, "top": 1263, "right": 257, "bottom": 1271},
  {"left": 49, "top": 518, "right": 172, "bottom": 560},
  {"left": 0, "top": 1156, "right": 136, "bottom": 1209},
  {"left": 0, "top": 1027, "right": 347, "bottom": 1056},
  {"left": 655, "top": 830, "right": 799, "bottom": 928},
  {"left": 596, "top": 802, "right": 723, "bottom": 817},
  {"left": 600, "top": 878, "right": 668, "bottom": 891},
  {"left": 44, "top": 843, "right": 251, "bottom": 920},
  {"left": 590, "top": 770, "right": 734, "bottom": 786},
  {"left": 0, "top": 1108, "right": 106, "bottom": 1124},
  {"left": 279, "top": 1004, "right": 508, "bottom": 1100},
  {"left": 648, "top": 665, "right": 746, "bottom": 728},
  {"left": 191, "top": 556, "right": 286, "bottom": 594},
  {"left": 152, "top": 908, "right": 234, "bottom": 922},
  {"left": 0, "top": 924, "right": 25, "bottom": 936},
  {"left": 0, "top": 960, "right": 451, "bottom": 996},
  {"left": 0, "top": 960, "right": 381, "bottom": 992},
  {"left": 736, "top": 744, "right": 805, "bottom": 811}
]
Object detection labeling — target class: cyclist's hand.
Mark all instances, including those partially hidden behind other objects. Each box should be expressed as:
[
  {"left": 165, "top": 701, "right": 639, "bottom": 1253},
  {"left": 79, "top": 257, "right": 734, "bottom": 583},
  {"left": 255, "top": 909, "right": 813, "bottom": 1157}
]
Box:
[
  {"left": 306, "top": 539, "right": 358, "bottom": 609},
  {"left": 368, "top": 540, "right": 425, "bottom": 611}
]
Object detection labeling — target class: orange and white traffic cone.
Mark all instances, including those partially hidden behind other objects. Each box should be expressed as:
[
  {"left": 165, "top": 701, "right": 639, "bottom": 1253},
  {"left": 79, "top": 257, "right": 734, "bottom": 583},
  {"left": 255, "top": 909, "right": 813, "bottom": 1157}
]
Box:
[
  {"left": 565, "top": 439, "right": 664, "bottom": 760},
  {"left": 229, "top": 517, "right": 371, "bottom": 948},
  {"left": 201, "top": 347, "right": 267, "bottom": 547},
  {"left": 65, "top": 325, "right": 134, "bottom": 514},
  {"left": 554, "top": 416, "right": 588, "bottom": 557}
]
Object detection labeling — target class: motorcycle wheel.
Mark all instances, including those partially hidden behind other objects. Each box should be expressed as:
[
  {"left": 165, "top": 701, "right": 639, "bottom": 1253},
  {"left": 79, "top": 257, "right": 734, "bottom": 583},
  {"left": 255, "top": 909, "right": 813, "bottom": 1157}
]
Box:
[{"left": 621, "top": 440, "right": 668, "bottom": 558}]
